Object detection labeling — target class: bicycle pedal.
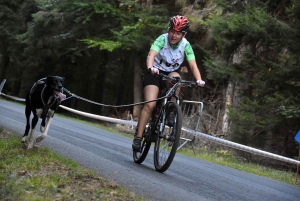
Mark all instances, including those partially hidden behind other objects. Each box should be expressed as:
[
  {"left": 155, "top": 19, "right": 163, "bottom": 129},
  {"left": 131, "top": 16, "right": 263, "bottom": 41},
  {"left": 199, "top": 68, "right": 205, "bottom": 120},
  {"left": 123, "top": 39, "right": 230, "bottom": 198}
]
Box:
[
  {"left": 167, "top": 142, "right": 174, "bottom": 146},
  {"left": 166, "top": 135, "right": 175, "bottom": 141}
]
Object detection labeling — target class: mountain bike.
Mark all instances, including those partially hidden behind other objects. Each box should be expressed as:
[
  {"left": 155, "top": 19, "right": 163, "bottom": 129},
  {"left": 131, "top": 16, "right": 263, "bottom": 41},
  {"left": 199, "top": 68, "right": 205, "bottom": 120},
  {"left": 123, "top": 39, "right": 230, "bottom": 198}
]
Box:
[{"left": 133, "top": 73, "right": 197, "bottom": 172}]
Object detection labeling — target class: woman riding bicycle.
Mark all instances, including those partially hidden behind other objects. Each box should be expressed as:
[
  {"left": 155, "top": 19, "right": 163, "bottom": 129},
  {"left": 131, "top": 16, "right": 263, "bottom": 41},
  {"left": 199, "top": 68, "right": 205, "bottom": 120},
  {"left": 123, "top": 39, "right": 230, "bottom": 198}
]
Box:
[{"left": 132, "top": 15, "right": 205, "bottom": 151}]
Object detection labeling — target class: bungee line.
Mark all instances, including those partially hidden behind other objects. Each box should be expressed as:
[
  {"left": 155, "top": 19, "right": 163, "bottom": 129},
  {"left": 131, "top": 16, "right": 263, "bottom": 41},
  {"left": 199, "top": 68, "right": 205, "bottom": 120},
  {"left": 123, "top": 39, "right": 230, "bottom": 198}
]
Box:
[{"left": 63, "top": 87, "right": 169, "bottom": 108}]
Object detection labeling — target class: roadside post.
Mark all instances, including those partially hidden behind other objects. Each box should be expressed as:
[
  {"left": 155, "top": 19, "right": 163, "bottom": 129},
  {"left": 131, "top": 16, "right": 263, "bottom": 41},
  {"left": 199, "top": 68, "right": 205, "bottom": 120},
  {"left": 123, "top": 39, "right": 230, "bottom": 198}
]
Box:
[
  {"left": 294, "top": 130, "right": 300, "bottom": 183},
  {"left": 0, "top": 79, "right": 6, "bottom": 94}
]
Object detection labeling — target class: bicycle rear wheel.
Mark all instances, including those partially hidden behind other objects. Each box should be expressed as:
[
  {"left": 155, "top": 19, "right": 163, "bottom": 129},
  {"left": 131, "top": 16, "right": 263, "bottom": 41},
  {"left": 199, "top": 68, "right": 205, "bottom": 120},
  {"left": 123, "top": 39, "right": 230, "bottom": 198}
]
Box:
[
  {"left": 154, "top": 103, "right": 182, "bottom": 172},
  {"left": 133, "top": 125, "right": 152, "bottom": 164}
]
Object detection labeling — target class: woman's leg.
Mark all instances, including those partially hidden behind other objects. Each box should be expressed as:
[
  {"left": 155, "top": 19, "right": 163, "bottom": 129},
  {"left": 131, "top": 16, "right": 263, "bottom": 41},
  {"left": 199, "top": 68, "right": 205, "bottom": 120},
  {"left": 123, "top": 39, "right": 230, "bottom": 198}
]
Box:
[
  {"left": 132, "top": 85, "right": 159, "bottom": 150},
  {"left": 136, "top": 85, "right": 159, "bottom": 138}
]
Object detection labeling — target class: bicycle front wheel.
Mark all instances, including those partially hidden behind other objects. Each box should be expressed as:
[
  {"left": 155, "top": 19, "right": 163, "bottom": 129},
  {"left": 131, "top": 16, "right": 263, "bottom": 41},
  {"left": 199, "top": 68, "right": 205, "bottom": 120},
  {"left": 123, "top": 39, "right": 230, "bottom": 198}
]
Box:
[
  {"left": 154, "top": 103, "right": 182, "bottom": 172},
  {"left": 133, "top": 125, "right": 152, "bottom": 164}
]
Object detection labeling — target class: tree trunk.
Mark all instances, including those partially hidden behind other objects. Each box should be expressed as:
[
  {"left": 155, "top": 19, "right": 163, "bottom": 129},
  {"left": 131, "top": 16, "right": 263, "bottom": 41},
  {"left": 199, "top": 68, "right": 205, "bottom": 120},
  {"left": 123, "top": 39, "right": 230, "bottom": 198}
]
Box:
[
  {"left": 222, "top": 81, "right": 233, "bottom": 136},
  {"left": 221, "top": 43, "right": 249, "bottom": 136},
  {"left": 133, "top": 56, "right": 142, "bottom": 120}
]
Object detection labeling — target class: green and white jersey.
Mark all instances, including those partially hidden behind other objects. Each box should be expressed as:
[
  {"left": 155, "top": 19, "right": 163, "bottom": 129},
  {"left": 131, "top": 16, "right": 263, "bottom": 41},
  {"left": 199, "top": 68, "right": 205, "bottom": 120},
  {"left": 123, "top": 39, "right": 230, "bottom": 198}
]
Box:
[{"left": 150, "top": 33, "right": 195, "bottom": 72}]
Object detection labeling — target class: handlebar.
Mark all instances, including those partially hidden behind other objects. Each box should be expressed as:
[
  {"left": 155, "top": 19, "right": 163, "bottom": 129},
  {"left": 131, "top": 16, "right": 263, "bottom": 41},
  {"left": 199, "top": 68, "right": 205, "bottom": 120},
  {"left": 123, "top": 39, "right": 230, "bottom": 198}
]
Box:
[
  {"left": 147, "top": 68, "right": 199, "bottom": 88},
  {"left": 156, "top": 72, "right": 198, "bottom": 88}
]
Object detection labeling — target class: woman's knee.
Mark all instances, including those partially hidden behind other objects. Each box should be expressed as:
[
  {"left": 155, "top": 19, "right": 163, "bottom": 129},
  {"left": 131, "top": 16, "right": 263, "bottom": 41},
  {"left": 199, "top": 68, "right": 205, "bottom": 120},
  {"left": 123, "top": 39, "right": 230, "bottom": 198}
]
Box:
[
  {"left": 168, "top": 72, "right": 180, "bottom": 78},
  {"left": 143, "top": 102, "right": 156, "bottom": 114}
]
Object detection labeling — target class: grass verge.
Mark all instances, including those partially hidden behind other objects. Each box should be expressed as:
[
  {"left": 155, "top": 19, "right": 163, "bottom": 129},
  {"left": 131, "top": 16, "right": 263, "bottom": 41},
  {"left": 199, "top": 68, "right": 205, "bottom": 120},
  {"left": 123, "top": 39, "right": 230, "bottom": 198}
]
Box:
[
  {"left": 177, "top": 147, "right": 300, "bottom": 187},
  {"left": 0, "top": 127, "right": 143, "bottom": 201}
]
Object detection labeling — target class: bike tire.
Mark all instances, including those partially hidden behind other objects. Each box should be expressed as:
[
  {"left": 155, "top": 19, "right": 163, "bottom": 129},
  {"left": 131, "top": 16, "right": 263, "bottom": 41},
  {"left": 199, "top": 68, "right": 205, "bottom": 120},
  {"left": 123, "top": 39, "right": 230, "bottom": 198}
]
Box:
[
  {"left": 153, "top": 102, "right": 182, "bottom": 172},
  {"left": 133, "top": 125, "right": 152, "bottom": 164}
]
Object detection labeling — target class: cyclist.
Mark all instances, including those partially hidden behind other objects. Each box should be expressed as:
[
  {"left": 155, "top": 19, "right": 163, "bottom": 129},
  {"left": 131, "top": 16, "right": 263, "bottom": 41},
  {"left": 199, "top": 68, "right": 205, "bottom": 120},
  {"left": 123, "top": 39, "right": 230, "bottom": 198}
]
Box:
[{"left": 132, "top": 15, "right": 205, "bottom": 151}]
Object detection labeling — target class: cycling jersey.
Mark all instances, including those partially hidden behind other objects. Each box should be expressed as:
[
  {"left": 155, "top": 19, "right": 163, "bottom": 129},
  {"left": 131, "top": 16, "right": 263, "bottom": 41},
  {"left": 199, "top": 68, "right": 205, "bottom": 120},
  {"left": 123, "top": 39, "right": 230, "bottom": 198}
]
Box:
[{"left": 150, "top": 33, "right": 195, "bottom": 72}]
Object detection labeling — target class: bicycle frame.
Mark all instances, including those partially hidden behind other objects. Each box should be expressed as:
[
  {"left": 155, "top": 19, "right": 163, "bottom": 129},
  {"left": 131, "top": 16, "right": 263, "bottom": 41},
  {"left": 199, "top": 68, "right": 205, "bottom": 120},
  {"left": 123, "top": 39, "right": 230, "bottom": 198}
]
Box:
[{"left": 152, "top": 76, "right": 182, "bottom": 138}]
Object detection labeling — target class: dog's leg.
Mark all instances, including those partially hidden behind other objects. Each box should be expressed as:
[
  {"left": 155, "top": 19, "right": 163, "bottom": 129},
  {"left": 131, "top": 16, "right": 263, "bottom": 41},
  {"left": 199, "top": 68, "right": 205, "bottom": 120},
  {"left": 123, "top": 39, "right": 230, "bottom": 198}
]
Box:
[
  {"left": 40, "top": 105, "right": 50, "bottom": 133},
  {"left": 40, "top": 118, "right": 46, "bottom": 133},
  {"left": 27, "top": 112, "right": 40, "bottom": 149},
  {"left": 36, "top": 110, "right": 54, "bottom": 143},
  {"left": 22, "top": 97, "right": 32, "bottom": 143},
  {"left": 40, "top": 108, "right": 50, "bottom": 133},
  {"left": 36, "top": 118, "right": 52, "bottom": 143}
]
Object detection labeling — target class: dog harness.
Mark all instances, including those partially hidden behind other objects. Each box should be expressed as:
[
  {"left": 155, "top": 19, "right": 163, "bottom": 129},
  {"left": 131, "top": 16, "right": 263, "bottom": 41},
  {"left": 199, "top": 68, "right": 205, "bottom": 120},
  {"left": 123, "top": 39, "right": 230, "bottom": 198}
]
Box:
[{"left": 29, "top": 78, "right": 61, "bottom": 118}]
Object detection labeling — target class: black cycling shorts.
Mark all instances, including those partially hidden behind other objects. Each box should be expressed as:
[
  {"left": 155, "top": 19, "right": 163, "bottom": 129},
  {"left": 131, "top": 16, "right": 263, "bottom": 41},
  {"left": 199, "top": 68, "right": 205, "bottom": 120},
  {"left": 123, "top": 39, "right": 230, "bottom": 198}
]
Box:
[{"left": 143, "top": 69, "right": 170, "bottom": 89}]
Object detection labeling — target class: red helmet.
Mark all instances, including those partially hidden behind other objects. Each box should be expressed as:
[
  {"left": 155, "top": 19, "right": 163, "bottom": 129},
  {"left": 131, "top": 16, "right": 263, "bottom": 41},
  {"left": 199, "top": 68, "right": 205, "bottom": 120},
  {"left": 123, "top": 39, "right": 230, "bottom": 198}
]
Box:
[{"left": 168, "top": 15, "right": 190, "bottom": 34}]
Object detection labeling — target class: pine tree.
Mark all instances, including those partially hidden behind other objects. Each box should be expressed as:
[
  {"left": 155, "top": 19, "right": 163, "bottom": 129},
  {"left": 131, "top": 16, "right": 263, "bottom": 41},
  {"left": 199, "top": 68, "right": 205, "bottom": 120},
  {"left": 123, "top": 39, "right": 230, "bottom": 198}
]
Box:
[{"left": 204, "top": 0, "right": 300, "bottom": 157}]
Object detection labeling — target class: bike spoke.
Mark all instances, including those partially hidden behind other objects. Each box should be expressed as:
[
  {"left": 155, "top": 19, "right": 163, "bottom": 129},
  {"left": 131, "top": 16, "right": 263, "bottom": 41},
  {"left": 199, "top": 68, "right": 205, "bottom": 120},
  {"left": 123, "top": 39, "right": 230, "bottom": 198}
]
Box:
[
  {"left": 157, "top": 139, "right": 172, "bottom": 164},
  {"left": 154, "top": 103, "right": 183, "bottom": 172},
  {"left": 133, "top": 125, "right": 152, "bottom": 164}
]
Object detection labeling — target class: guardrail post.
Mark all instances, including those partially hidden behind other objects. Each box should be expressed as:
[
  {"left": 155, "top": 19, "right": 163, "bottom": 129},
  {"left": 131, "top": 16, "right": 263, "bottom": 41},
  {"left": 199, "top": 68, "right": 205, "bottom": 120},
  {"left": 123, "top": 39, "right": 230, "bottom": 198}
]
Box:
[
  {"left": 0, "top": 79, "right": 6, "bottom": 94},
  {"left": 296, "top": 148, "right": 300, "bottom": 183},
  {"left": 178, "top": 100, "right": 204, "bottom": 155}
]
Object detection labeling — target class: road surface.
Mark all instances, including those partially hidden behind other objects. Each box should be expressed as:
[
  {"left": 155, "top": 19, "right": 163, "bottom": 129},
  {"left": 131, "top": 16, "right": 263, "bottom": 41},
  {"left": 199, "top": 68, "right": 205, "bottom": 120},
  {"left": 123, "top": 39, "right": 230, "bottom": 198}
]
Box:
[{"left": 0, "top": 98, "right": 299, "bottom": 201}]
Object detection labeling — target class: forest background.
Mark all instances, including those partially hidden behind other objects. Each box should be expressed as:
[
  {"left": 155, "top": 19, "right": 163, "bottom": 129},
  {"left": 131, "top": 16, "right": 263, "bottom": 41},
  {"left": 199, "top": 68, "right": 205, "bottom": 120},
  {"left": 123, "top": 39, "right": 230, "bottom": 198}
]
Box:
[{"left": 1, "top": 0, "right": 300, "bottom": 167}]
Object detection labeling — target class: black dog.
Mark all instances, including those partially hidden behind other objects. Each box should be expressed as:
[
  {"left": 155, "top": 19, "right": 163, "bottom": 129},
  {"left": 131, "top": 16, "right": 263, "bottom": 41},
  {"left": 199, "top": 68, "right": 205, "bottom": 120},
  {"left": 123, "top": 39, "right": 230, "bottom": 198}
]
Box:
[{"left": 22, "top": 76, "right": 65, "bottom": 149}]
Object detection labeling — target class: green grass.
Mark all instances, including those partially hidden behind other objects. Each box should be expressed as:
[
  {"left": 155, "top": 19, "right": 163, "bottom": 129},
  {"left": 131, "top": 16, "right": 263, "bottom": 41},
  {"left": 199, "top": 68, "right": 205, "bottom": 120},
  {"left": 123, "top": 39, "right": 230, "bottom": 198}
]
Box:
[
  {"left": 0, "top": 127, "right": 144, "bottom": 201},
  {"left": 177, "top": 146, "right": 300, "bottom": 186}
]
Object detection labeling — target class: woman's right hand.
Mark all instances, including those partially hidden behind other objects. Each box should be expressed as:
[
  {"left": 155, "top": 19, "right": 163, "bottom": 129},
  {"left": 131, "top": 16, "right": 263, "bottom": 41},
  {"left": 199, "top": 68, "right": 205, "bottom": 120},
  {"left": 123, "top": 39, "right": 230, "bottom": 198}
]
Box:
[
  {"left": 150, "top": 67, "right": 159, "bottom": 75},
  {"left": 196, "top": 80, "right": 205, "bottom": 87}
]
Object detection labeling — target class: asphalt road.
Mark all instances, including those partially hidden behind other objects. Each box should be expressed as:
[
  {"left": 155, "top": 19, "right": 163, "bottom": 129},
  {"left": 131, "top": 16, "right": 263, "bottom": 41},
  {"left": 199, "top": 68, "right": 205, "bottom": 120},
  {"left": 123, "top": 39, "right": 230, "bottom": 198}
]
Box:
[{"left": 0, "top": 98, "right": 299, "bottom": 201}]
